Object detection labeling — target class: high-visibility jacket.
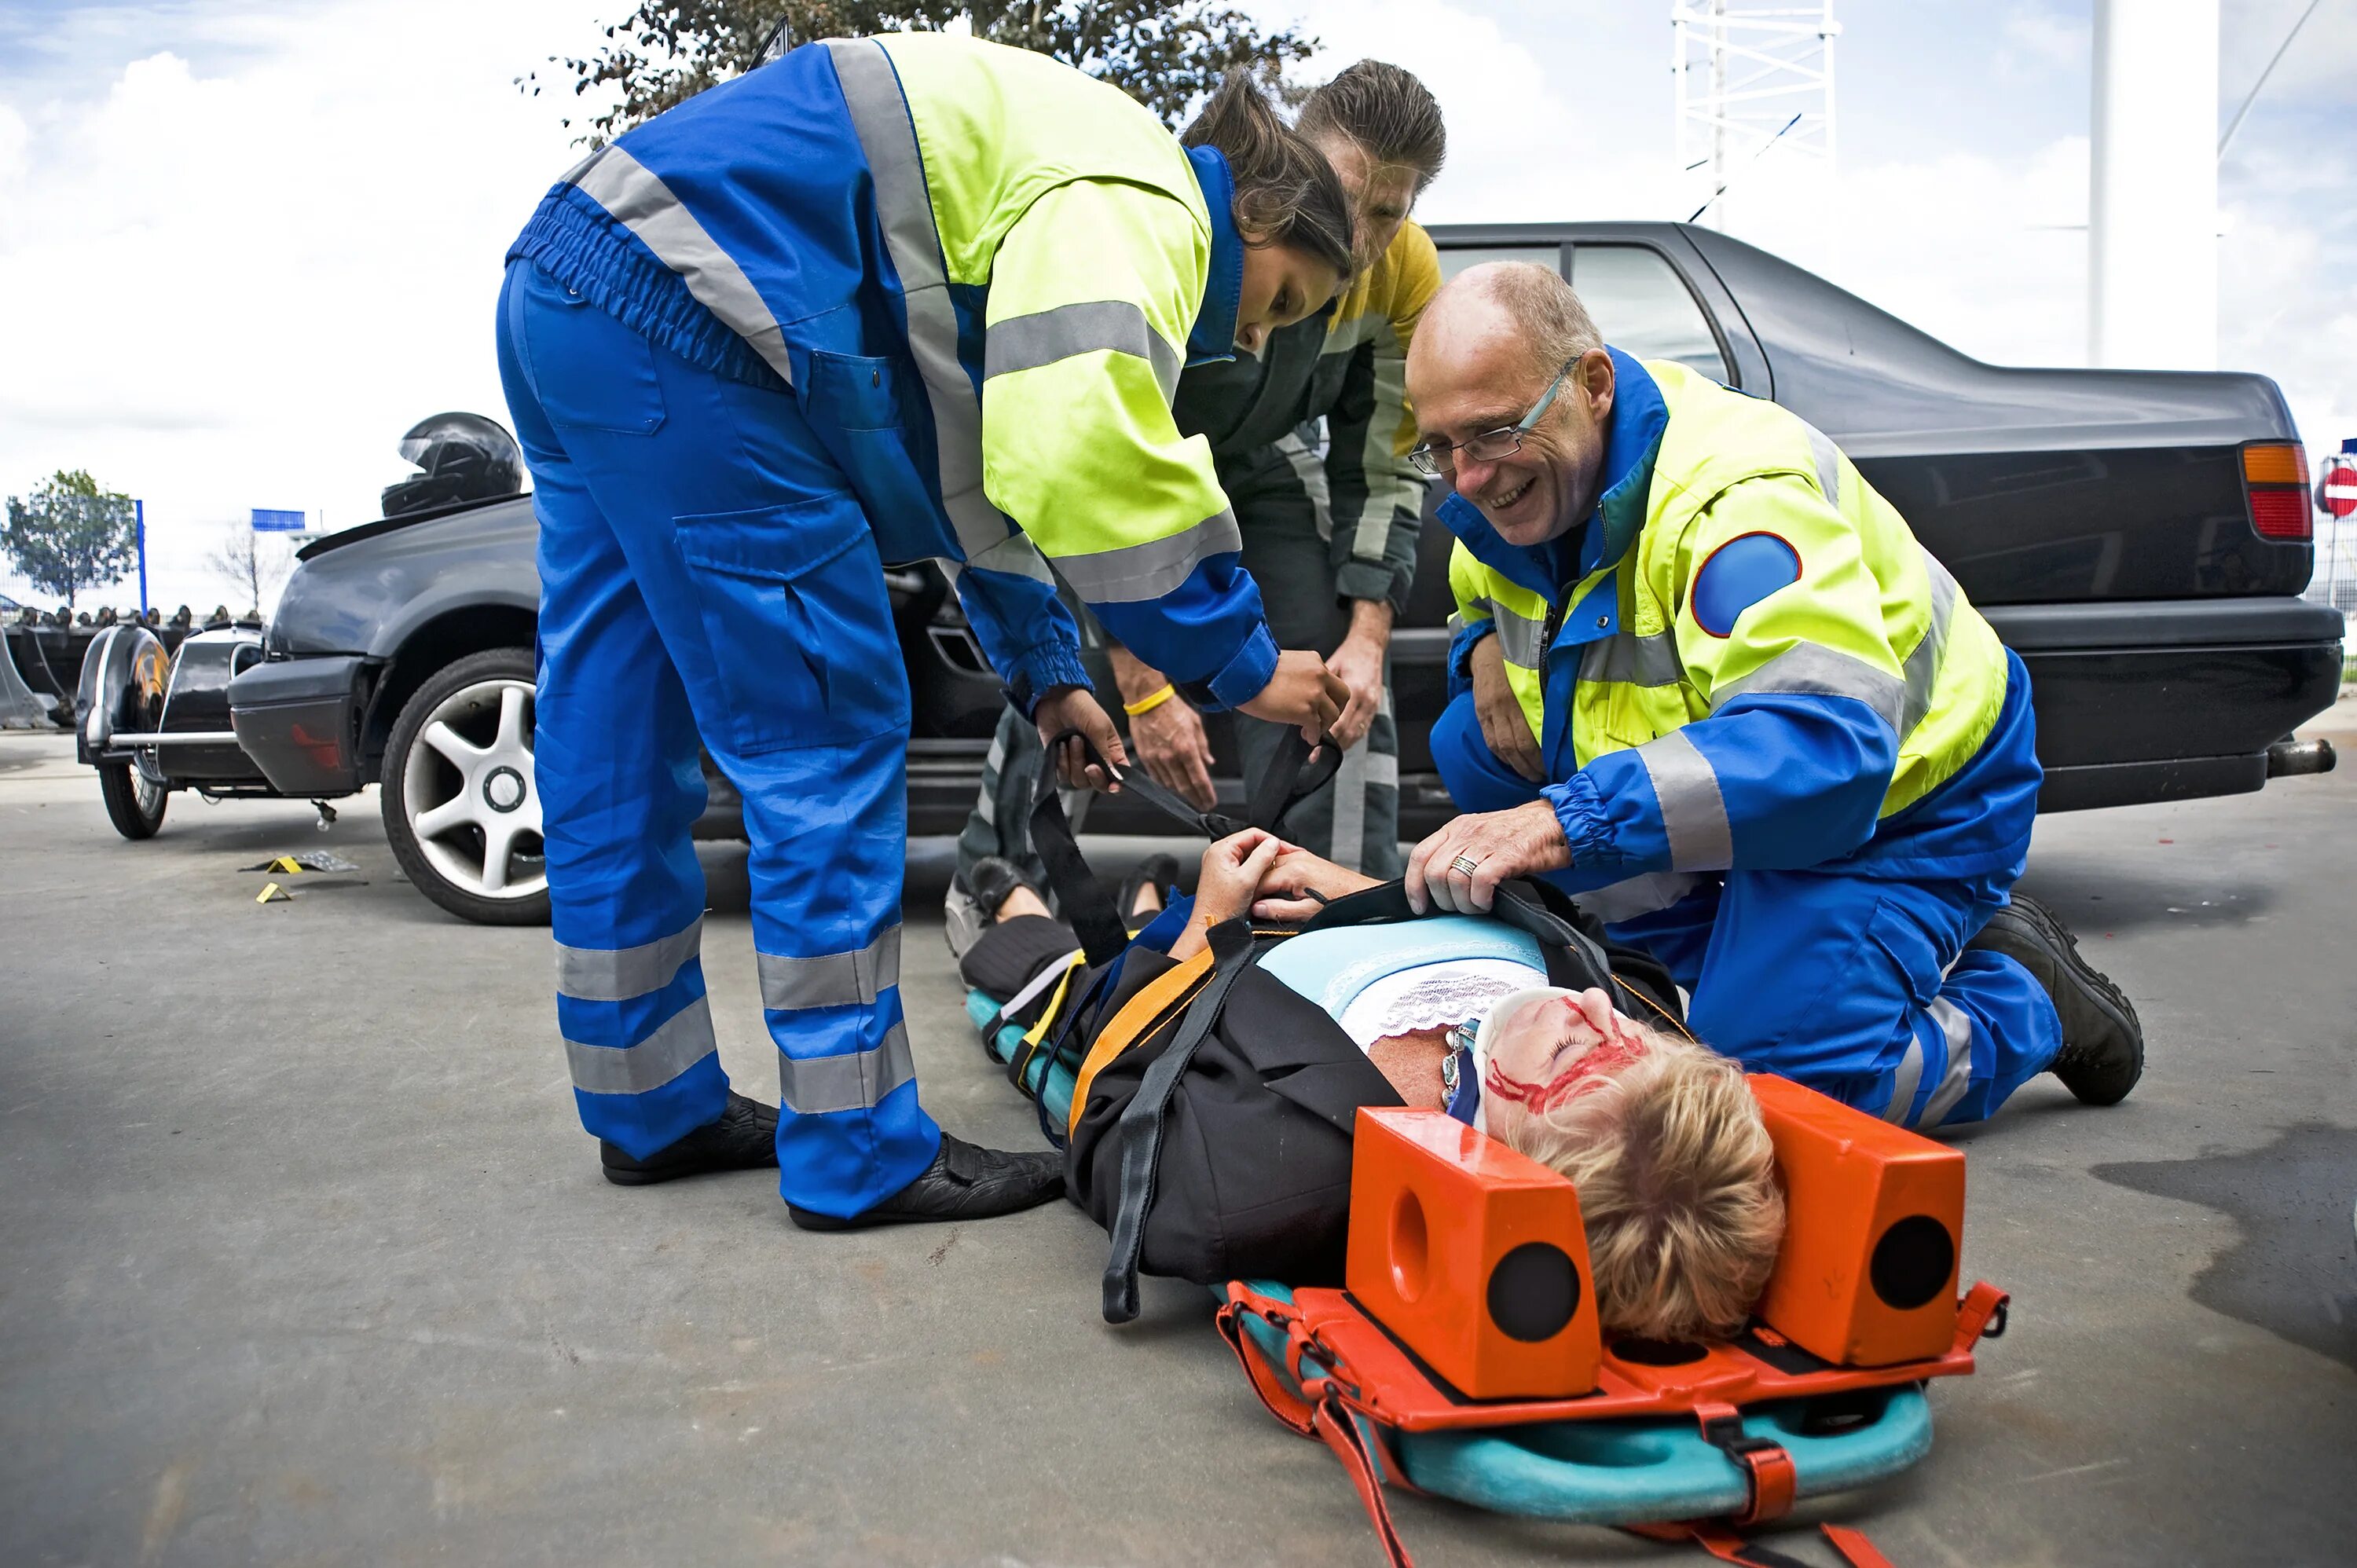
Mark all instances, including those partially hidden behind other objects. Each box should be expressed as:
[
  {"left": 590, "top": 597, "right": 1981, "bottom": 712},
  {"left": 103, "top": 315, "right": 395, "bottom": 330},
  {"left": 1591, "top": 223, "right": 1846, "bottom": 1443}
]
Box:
[
  {"left": 508, "top": 32, "right": 1274, "bottom": 713},
  {"left": 1444, "top": 350, "right": 2029, "bottom": 888},
  {"left": 1173, "top": 222, "right": 1443, "bottom": 612}
]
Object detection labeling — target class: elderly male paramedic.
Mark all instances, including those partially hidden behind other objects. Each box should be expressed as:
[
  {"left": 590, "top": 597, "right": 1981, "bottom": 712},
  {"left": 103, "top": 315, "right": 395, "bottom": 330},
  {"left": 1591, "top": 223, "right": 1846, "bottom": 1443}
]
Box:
[{"left": 1398, "top": 262, "right": 2145, "bottom": 1130}]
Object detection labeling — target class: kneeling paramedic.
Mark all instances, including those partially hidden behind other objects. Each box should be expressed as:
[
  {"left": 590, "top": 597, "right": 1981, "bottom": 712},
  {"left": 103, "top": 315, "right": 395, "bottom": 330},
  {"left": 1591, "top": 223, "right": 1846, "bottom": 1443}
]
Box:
[
  {"left": 497, "top": 34, "right": 1354, "bottom": 1228},
  {"left": 1399, "top": 262, "right": 2145, "bottom": 1132}
]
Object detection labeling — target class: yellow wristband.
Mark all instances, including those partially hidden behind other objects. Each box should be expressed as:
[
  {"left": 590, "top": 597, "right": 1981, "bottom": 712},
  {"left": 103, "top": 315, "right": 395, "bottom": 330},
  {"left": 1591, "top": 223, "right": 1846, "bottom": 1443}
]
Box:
[{"left": 1122, "top": 683, "right": 1178, "bottom": 717}]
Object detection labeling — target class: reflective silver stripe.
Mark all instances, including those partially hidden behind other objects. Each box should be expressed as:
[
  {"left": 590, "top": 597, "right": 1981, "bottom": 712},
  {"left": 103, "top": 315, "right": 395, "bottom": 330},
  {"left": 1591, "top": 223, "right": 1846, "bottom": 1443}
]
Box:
[
  {"left": 779, "top": 1020, "right": 917, "bottom": 1116},
  {"left": 1490, "top": 601, "right": 1550, "bottom": 669},
  {"left": 1919, "top": 998, "right": 1978, "bottom": 1127},
  {"left": 1050, "top": 507, "right": 1242, "bottom": 604},
  {"left": 1900, "top": 549, "right": 1960, "bottom": 736},
  {"left": 1635, "top": 730, "right": 1734, "bottom": 871},
  {"left": 1803, "top": 420, "right": 1842, "bottom": 510},
  {"left": 1578, "top": 871, "right": 1702, "bottom": 924},
  {"left": 555, "top": 917, "right": 703, "bottom": 1003},
  {"left": 966, "top": 529, "right": 1056, "bottom": 584},
  {"left": 757, "top": 925, "right": 903, "bottom": 1011},
  {"left": 1578, "top": 627, "right": 1683, "bottom": 687},
  {"left": 564, "top": 995, "right": 717, "bottom": 1097},
  {"left": 1882, "top": 1037, "right": 1925, "bottom": 1126},
  {"left": 1330, "top": 735, "right": 1369, "bottom": 873},
  {"left": 1350, "top": 332, "right": 1409, "bottom": 563},
  {"left": 1710, "top": 642, "right": 1906, "bottom": 735},
  {"left": 570, "top": 147, "right": 795, "bottom": 387},
  {"left": 983, "top": 300, "right": 1182, "bottom": 401},
  {"left": 1364, "top": 749, "right": 1401, "bottom": 788},
  {"left": 824, "top": 38, "right": 1004, "bottom": 559},
  {"left": 998, "top": 949, "right": 1085, "bottom": 1021},
  {"left": 1275, "top": 431, "right": 1334, "bottom": 543}
]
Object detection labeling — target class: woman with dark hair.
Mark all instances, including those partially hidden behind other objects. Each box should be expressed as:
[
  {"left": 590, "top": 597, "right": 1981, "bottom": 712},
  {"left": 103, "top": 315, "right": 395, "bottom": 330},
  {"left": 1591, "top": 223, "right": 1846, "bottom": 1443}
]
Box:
[
  {"left": 953, "top": 62, "right": 1451, "bottom": 939},
  {"left": 497, "top": 35, "right": 1355, "bottom": 1231}
]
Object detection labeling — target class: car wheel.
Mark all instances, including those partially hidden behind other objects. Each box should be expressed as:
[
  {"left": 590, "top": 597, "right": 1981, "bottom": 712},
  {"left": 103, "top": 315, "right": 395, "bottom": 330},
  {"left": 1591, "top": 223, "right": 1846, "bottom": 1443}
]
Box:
[
  {"left": 97, "top": 761, "right": 167, "bottom": 840},
  {"left": 382, "top": 648, "right": 550, "bottom": 925}
]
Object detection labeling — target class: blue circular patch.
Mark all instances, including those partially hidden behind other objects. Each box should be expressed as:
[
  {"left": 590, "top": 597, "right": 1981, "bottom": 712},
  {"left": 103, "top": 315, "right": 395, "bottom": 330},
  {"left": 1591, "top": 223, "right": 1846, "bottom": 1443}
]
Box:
[{"left": 1691, "top": 533, "right": 1802, "bottom": 638}]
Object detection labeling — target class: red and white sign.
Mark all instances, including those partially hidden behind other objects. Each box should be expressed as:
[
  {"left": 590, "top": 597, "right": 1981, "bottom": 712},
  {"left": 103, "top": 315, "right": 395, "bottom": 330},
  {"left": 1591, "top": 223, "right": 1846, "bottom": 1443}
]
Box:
[{"left": 2321, "top": 453, "right": 2357, "bottom": 520}]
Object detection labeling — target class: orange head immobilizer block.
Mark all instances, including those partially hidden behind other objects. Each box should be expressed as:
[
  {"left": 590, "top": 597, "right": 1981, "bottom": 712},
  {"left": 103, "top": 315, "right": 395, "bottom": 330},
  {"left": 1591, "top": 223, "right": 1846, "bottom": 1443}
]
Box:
[
  {"left": 1749, "top": 1075, "right": 1965, "bottom": 1367},
  {"left": 1346, "top": 1108, "right": 1601, "bottom": 1399}
]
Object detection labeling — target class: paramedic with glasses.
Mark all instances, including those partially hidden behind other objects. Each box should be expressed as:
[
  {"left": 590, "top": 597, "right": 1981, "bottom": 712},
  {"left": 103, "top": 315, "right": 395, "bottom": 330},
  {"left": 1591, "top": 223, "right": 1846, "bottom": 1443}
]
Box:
[{"left": 1395, "top": 262, "right": 2145, "bottom": 1132}]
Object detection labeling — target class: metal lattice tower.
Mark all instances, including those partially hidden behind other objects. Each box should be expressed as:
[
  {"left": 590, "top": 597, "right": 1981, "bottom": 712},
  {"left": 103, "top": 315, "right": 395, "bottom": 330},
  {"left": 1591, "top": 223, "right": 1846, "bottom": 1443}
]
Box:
[{"left": 1672, "top": 2, "right": 1840, "bottom": 228}]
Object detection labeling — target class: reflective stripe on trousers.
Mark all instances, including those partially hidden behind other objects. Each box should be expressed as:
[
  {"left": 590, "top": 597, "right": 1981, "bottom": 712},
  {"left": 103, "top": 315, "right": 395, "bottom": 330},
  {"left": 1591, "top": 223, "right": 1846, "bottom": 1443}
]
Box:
[{"left": 499, "top": 257, "right": 940, "bottom": 1214}]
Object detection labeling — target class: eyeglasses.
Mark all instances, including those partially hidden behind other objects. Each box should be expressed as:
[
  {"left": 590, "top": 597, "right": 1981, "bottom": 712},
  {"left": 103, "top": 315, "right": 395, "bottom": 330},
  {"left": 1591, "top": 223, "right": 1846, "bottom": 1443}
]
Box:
[{"left": 1406, "top": 361, "right": 1577, "bottom": 478}]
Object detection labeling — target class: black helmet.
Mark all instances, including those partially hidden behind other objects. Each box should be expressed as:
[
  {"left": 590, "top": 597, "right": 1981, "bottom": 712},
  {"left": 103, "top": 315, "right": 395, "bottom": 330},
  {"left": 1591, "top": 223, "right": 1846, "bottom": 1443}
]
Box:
[{"left": 381, "top": 412, "right": 526, "bottom": 518}]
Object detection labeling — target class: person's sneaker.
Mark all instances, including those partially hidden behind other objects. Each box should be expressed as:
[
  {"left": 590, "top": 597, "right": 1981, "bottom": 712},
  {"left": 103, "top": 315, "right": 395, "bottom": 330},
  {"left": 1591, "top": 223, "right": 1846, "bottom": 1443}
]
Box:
[
  {"left": 786, "top": 1132, "right": 1065, "bottom": 1230},
  {"left": 943, "top": 881, "right": 986, "bottom": 962},
  {"left": 1966, "top": 893, "right": 2145, "bottom": 1105},
  {"left": 600, "top": 1093, "right": 779, "bottom": 1185}
]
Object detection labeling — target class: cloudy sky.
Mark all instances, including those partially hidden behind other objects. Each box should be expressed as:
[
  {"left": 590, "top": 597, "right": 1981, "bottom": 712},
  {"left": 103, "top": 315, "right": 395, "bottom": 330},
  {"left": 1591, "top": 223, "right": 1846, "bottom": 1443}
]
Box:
[{"left": 2, "top": 0, "right": 2352, "bottom": 610}]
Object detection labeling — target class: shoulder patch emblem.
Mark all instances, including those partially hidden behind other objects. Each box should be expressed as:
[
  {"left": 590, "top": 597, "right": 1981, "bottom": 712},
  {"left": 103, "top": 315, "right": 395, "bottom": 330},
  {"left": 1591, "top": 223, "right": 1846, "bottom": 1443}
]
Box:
[{"left": 1691, "top": 532, "right": 1802, "bottom": 638}]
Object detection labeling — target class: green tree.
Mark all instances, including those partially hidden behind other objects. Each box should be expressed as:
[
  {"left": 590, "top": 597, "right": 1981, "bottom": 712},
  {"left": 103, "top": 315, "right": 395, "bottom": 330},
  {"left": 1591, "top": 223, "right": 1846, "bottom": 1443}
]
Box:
[
  {"left": 4, "top": 470, "right": 137, "bottom": 611},
  {"left": 523, "top": 2, "right": 1316, "bottom": 142}
]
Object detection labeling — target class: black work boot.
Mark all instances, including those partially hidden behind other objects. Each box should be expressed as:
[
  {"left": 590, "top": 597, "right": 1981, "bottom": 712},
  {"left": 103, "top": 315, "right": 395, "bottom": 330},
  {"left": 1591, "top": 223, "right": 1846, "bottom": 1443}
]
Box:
[
  {"left": 786, "top": 1132, "right": 1065, "bottom": 1231},
  {"left": 600, "top": 1093, "right": 779, "bottom": 1185},
  {"left": 1966, "top": 893, "right": 2145, "bottom": 1105}
]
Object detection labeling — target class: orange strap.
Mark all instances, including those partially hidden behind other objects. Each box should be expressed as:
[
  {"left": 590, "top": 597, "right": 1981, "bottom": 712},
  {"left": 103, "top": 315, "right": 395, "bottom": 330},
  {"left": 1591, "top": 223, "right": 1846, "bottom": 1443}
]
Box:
[
  {"left": 1213, "top": 1298, "right": 1318, "bottom": 1439},
  {"left": 1630, "top": 1521, "right": 1894, "bottom": 1567},
  {"left": 1064, "top": 947, "right": 1213, "bottom": 1138},
  {"left": 1954, "top": 1280, "right": 2011, "bottom": 1352},
  {"left": 1307, "top": 1387, "right": 1414, "bottom": 1568}
]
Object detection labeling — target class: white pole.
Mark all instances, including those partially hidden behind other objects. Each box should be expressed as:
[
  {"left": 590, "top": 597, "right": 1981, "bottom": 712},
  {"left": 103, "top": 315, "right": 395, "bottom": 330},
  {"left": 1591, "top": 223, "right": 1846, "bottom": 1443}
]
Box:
[{"left": 2088, "top": 0, "right": 2220, "bottom": 370}]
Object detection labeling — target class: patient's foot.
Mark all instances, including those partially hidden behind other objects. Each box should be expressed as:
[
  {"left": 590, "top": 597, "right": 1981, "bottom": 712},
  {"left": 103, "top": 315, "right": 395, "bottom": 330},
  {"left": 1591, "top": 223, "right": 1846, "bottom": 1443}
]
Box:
[
  {"left": 970, "top": 856, "right": 1049, "bottom": 925},
  {"left": 1122, "top": 852, "right": 1181, "bottom": 921}
]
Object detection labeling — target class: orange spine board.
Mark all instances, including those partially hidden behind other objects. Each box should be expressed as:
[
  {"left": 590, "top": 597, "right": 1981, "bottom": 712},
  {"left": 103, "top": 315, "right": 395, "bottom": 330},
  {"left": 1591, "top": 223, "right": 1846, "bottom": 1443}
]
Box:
[
  {"left": 1748, "top": 1075, "right": 1964, "bottom": 1367},
  {"left": 1345, "top": 1108, "right": 1601, "bottom": 1399}
]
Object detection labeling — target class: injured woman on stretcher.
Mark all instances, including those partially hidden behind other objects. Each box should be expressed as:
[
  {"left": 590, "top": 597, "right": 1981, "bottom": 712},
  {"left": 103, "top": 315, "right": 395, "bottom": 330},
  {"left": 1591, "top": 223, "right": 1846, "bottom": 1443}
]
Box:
[{"left": 959, "top": 830, "right": 1788, "bottom": 1345}]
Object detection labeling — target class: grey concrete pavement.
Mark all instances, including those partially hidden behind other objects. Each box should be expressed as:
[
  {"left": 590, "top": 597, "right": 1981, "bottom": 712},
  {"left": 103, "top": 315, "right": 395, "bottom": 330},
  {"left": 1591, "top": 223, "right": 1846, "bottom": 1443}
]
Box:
[{"left": 2, "top": 727, "right": 2352, "bottom": 1566}]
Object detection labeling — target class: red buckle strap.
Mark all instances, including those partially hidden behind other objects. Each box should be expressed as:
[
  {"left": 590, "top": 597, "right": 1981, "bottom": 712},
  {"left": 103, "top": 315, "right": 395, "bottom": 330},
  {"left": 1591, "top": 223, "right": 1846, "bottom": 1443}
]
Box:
[
  {"left": 1692, "top": 1401, "right": 1797, "bottom": 1526},
  {"left": 1953, "top": 1280, "right": 2011, "bottom": 1352},
  {"left": 1307, "top": 1386, "right": 1414, "bottom": 1568},
  {"left": 1213, "top": 1298, "right": 1318, "bottom": 1438}
]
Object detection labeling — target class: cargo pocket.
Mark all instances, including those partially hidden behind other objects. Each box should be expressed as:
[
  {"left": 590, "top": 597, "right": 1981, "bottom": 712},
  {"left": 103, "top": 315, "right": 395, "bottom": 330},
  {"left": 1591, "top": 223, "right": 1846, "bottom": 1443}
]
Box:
[{"left": 675, "top": 494, "right": 910, "bottom": 755}]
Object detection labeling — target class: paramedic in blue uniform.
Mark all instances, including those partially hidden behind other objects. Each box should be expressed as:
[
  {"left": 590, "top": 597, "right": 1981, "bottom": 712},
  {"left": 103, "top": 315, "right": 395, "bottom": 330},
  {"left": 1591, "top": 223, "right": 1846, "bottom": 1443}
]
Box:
[
  {"left": 1394, "top": 262, "right": 2146, "bottom": 1130},
  {"left": 496, "top": 35, "right": 1353, "bottom": 1229}
]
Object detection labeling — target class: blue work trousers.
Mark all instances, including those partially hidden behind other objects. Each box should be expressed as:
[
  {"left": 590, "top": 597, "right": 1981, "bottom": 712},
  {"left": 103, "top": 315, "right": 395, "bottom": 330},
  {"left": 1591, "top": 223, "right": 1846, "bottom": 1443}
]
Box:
[
  {"left": 1429, "top": 696, "right": 2061, "bottom": 1129},
  {"left": 496, "top": 258, "right": 940, "bottom": 1217}
]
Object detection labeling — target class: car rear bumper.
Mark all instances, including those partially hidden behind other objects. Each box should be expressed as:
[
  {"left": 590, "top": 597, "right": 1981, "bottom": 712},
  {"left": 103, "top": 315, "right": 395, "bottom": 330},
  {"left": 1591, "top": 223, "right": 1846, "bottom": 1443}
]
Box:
[
  {"left": 1985, "top": 597, "right": 2344, "bottom": 811},
  {"left": 229, "top": 654, "right": 368, "bottom": 797}
]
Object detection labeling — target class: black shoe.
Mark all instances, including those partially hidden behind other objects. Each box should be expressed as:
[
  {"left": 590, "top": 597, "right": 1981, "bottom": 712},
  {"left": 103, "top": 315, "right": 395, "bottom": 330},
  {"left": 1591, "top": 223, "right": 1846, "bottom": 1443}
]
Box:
[
  {"left": 1966, "top": 894, "right": 2145, "bottom": 1105},
  {"left": 1119, "top": 852, "right": 1182, "bottom": 925},
  {"left": 967, "top": 856, "right": 1036, "bottom": 924},
  {"left": 600, "top": 1094, "right": 779, "bottom": 1185},
  {"left": 786, "top": 1132, "right": 1065, "bottom": 1231}
]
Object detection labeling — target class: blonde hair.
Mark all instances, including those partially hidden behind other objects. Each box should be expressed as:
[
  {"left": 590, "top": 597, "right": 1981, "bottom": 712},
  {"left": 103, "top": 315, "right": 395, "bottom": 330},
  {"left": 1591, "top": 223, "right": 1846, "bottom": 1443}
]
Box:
[{"left": 1490, "top": 1033, "right": 1785, "bottom": 1343}]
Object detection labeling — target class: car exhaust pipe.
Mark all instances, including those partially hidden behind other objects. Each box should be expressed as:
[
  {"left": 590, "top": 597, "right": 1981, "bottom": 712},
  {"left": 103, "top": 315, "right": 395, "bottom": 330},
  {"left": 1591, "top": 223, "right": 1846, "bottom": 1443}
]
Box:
[{"left": 2266, "top": 738, "right": 2336, "bottom": 779}]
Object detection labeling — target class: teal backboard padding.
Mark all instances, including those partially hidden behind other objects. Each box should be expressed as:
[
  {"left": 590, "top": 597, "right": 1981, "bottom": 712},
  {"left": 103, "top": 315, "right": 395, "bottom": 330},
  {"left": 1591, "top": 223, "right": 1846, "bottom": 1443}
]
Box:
[
  {"left": 966, "top": 988, "right": 1076, "bottom": 1129},
  {"left": 1222, "top": 1281, "right": 1934, "bottom": 1529}
]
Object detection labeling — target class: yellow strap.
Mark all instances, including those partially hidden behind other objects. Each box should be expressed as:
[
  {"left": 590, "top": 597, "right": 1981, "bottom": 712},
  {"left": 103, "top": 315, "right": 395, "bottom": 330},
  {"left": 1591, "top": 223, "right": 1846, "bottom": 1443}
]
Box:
[
  {"left": 1018, "top": 955, "right": 1087, "bottom": 1050},
  {"left": 1067, "top": 947, "right": 1216, "bottom": 1139},
  {"left": 1122, "top": 683, "right": 1177, "bottom": 717}
]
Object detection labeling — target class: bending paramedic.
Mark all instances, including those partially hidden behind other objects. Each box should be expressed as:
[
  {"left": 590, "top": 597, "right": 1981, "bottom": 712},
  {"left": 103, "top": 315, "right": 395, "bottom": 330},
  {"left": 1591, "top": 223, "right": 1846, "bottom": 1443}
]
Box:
[
  {"left": 496, "top": 33, "right": 1352, "bottom": 1229},
  {"left": 951, "top": 60, "right": 1448, "bottom": 914},
  {"left": 1398, "top": 263, "right": 2146, "bottom": 1132}
]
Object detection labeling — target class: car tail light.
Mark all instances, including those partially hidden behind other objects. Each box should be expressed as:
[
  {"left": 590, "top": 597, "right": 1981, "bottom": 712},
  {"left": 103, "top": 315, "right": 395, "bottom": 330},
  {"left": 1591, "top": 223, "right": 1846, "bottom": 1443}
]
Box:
[{"left": 2242, "top": 442, "right": 2312, "bottom": 540}]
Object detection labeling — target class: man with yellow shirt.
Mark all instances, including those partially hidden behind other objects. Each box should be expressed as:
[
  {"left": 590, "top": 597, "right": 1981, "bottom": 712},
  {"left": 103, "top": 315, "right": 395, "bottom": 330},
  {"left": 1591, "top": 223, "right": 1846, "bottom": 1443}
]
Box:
[{"left": 1398, "top": 262, "right": 2146, "bottom": 1131}]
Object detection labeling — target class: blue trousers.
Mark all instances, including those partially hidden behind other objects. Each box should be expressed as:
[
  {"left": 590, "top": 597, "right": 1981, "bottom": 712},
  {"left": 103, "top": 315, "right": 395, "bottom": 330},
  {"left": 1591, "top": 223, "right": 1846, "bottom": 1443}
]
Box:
[
  {"left": 1429, "top": 695, "right": 2061, "bottom": 1129},
  {"left": 497, "top": 259, "right": 940, "bottom": 1216}
]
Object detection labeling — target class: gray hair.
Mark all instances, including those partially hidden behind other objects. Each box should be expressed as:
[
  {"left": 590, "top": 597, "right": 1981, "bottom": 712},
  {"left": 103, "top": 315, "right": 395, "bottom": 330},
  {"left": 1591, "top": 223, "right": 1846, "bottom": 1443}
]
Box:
[{"left": 1462, "top": 261, "right": 1604, "bottom": 383}]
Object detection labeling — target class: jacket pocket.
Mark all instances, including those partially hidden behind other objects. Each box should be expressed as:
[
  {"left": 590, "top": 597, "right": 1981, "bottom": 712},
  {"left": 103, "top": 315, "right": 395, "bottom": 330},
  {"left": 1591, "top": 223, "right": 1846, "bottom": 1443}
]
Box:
[
  {"left": 805, "top": 351, "right": 907, "bottom": 433},
  {"left": 674, "top": 494, "right": 909, "bottom": 754}
]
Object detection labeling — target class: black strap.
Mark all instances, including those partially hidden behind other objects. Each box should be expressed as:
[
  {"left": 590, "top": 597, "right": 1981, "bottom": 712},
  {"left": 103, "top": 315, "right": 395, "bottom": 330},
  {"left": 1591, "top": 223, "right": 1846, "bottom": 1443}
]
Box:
[
  {"left": 1028, "top": 726, "right": 1340, "bottom": 966},
  {"left": 1100, "top": 916, "right": 1261, "bottom": 1324}
]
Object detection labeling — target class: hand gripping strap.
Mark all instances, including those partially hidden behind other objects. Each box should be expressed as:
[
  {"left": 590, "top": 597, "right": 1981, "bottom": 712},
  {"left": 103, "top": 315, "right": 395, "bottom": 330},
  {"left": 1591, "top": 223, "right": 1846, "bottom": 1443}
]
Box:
[{"left": 1100, "top": 918, "right": 1260, "bottom": 1323}]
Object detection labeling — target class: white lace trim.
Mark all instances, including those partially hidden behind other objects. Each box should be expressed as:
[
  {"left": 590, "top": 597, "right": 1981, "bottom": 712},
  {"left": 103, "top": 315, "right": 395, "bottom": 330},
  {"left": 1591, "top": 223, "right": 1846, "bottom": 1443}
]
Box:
[{"left": 1336, "top": 959, "right": 1548, "bottom": 1050}]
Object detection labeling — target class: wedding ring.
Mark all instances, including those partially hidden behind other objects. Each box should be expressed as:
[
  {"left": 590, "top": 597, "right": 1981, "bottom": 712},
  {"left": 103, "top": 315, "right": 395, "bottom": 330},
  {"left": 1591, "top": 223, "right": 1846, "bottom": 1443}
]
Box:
[{"left": 1449, "top": 853, "right": 1483, "bottom": 877}]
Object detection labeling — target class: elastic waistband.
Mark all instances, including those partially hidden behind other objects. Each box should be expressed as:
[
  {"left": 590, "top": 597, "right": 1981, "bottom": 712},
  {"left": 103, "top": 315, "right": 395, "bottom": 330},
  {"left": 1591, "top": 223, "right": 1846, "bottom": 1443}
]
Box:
[{"left": 507, "top": 189, "right": 789, "bottom": 393}]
